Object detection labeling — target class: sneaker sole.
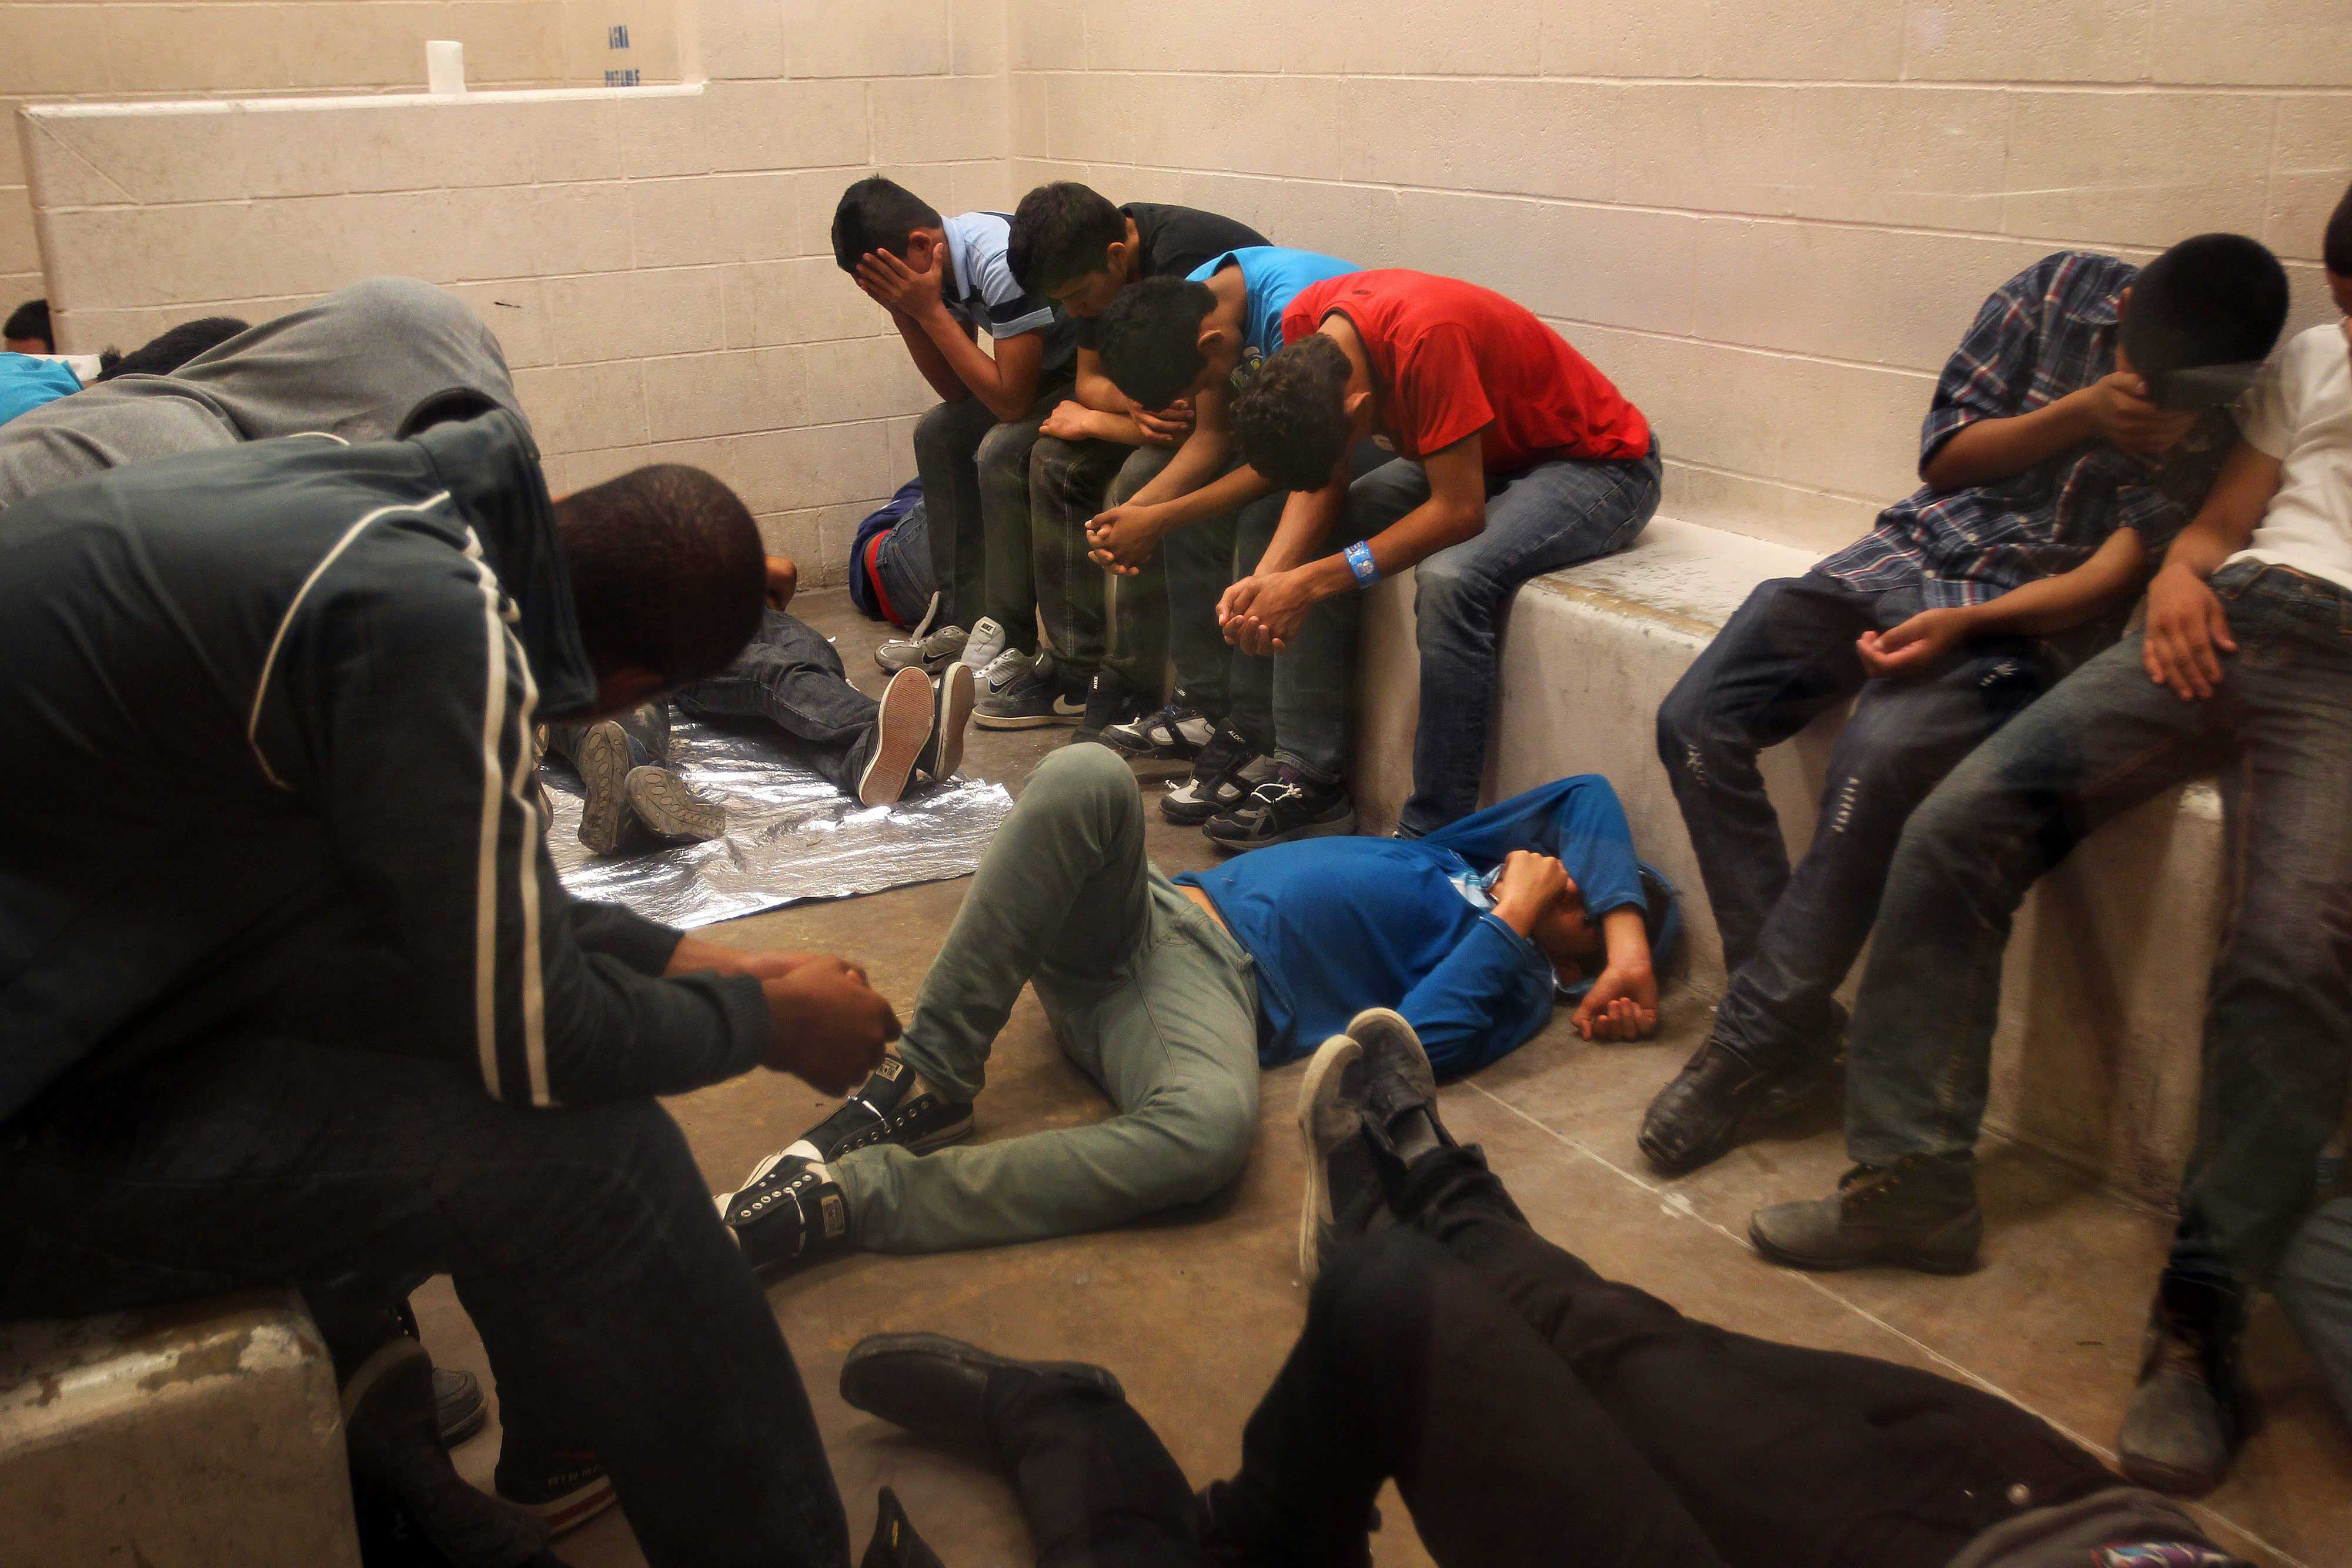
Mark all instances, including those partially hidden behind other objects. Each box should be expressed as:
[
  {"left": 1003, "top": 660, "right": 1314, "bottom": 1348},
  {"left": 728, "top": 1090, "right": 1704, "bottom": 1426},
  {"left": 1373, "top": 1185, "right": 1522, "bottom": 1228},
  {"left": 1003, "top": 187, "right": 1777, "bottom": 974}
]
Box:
[
  {"left": 502, "top": 1478, "right": 620, "bottom": 1537},
  {"left": 860, "top": 667, "right": 937, "bottom": 807},
  {"left": 973, "top": 708, "right": 1084, "bottom": 731},
  {"left": 1746, "top": 1215, "right": 1982, "bottom": 1276},
  {"left": 625, "top": 766, "right": 724, "bottom": 842},
  {"left": 1205, "top": 805, "right": 1358, "bottom": 854},
  {"left": 930, "top": 662, "right": 975, "bottom": 781},
  {"left": 574, "top": 720, "right": 631, "bottom": 855},
  {"left": 1294, "top": 1034, "right": 1364, "bottom": 1286}
]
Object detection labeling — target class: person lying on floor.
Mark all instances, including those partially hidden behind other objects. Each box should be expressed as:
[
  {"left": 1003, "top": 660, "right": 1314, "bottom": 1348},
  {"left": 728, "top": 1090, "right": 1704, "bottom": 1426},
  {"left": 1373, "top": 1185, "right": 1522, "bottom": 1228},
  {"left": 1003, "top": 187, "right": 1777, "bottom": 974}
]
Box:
[
  {"left": 0, "top": 276, "right": 523, "bottom": 509},
  {"left": 540, "top": 550, "right": 980, "bottom": 854},
  {"left": 713, "top": 744, "right": 1675, "bottom": 1270},
  {"left": 0, "top": 315, "right": 249, "bottom": 430},
  {"left": 839, "top": 1009, "right": 2254, "bottom": 1568}
]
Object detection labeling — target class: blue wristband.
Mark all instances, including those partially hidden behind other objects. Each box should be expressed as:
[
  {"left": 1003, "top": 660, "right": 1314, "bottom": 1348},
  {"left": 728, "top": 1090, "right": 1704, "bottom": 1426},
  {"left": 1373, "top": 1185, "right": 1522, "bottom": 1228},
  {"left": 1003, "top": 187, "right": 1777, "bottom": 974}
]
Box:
[{"left": 1344, "top": 540, "right": 1381, "bottom": 590}]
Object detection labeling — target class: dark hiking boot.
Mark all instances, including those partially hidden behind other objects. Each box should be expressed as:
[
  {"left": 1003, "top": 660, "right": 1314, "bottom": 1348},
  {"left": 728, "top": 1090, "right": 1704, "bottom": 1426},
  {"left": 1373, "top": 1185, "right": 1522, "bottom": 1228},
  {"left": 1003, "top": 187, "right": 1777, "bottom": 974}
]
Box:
[
  {"left": 1639, "top": 1032, "right": 1830, "bottom": 1175},
  {"left": 2117, "top": 1271, "right": 2249, "bottom": 1496},
  {"left": 1749, "top": 1154, "right": 1982, "bottom": 1273},
  {"left": 840, "top": 1333, "right": 1122, "bottom": 1453}
]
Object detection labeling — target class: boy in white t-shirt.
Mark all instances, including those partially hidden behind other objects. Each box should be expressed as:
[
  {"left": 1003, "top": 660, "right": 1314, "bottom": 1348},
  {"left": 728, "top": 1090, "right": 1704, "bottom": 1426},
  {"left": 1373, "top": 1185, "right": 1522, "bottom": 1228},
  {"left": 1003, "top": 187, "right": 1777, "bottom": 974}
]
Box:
[{"left": 1745, "top": 189, "right": 2352, "bottom": 1498}]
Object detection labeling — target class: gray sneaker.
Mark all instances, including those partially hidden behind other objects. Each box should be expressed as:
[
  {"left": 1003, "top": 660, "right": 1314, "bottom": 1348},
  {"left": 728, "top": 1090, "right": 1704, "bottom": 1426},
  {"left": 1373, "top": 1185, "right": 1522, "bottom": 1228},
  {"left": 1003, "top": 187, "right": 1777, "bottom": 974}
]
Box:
[
  {"left": 624, "top": 765, "right": 725, "bottom": 843},
  {"left": 958, "top": 615, "right": 1010, "bottom": 674},
  {"left": 856, "top": 666, "right": 937, "bottom": 807},
  {"left": 876, "top": 623, "right": 968, "bottom": 674},
  {"left": 1748, "top": 1154, "right": 1982, "bottom": 1273},
  {"left": 1295, "top": 1031, "right": 1367, "bottom": 1285},
  {"left": 975, "top": 655, "right": 1086, "bottom": 730}
]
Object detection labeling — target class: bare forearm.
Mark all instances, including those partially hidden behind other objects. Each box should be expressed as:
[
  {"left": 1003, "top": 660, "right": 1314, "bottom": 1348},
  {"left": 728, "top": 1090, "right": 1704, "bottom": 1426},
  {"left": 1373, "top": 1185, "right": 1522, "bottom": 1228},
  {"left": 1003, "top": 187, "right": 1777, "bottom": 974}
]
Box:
[
  {"left": 897, "top": 315, "right": 969, "bottom": 404},
  {"left": 1959, "top": 531, "right": 2150, "bottom": 637},
  {"left": 1922, "top": 392, "right": 2097, "bottom": 490},
  {"left": 1599, "top": 907, "right": 1651, "bottom": 975},
  {"left": 1075, "top": 360, "right": 1130, "bottom": 416},
  {"left": 913, "top": 308, "right": 1036, "bottom": 421},
  {"left": 1129, "top": 429, "right": 1237, "bottom": 509}
]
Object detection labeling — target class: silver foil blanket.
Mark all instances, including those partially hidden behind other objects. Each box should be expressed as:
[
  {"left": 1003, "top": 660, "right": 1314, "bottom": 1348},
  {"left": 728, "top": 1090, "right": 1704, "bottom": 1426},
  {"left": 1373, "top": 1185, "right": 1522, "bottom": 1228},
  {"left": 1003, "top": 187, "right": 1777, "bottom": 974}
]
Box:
[{"left": 541, "top": 715, "right": 1011, "bottom": 930}]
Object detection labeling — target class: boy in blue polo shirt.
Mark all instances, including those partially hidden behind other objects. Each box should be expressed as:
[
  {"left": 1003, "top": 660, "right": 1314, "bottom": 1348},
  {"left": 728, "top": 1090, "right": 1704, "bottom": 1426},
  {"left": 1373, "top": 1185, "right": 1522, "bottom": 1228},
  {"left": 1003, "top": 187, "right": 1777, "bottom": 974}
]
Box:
[
  {"left": 1080, "top": 247, "right": 1362, "bottom": 824},
  {"left": 712, "top": 744, "right": 1673, "bottom": 1273},
  {"left": 836, "top": 177, "right": 1079, "bottom": 704}
]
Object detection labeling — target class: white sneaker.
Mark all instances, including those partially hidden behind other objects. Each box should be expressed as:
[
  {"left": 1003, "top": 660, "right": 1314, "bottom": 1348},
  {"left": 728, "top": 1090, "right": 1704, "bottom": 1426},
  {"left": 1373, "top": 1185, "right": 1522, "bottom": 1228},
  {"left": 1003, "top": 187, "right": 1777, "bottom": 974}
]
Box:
[
  {"left": 876, "top": 623, "right": 967, "bottom": 674},
  {"left": 959, "top": 616, "right": 1009, "bottom": 674}
]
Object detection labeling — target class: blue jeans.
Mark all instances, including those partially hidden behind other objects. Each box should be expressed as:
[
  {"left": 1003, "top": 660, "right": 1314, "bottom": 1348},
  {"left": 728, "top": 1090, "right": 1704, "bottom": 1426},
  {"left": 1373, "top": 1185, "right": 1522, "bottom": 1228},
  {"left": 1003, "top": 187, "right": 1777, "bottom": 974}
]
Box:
[
  {"left": 1843, "top": 563, "right": 2352, "bottom": 1286},
  {"left": 1335, "top": 444, "right": 1661, "bottom": 827},
  {"left": 2280, "top": 1196, "right": 2352, "bottom": 1431},
  {"left": 0, "top": 1034, "right": 851, "bottom": 1568},
  {"left": 1657, "top": 569, "right": 2091, "bottom": 1064},
  {"left": 676, "top": 609, "right": 877, "bottom": 796}
]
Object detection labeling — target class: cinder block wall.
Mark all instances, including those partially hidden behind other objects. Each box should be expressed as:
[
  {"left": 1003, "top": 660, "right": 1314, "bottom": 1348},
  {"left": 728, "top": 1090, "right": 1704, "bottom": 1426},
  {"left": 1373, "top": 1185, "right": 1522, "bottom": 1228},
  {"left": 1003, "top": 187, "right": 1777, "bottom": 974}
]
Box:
[
  {"left": 1, "top": 1, "right": 685, "bottom": 325},
  {"left": 19, "top": 1, "right": 1012, "bottom": 580},
  {"left": 1009, "top": 0, "right": 2351, "bottom": 555}
]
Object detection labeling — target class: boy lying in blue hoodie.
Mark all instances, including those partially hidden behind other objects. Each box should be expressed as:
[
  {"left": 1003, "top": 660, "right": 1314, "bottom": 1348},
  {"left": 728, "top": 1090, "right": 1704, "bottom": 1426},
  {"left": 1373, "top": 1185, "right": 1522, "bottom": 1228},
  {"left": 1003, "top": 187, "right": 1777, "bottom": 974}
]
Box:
[{"left": 716, "top": 744, "right": 1674, "bottom": 1270}]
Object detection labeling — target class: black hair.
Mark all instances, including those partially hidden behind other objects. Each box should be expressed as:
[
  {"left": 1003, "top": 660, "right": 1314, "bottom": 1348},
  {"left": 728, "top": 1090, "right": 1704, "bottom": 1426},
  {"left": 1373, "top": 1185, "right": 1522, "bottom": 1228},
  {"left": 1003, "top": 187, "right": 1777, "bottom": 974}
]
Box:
[
  {"left": 2325, "top": 182, "right": 2352, "bottom": 278},
  {"left": 2120, "top": 233, "right": 2289, "bottom": 399},
  {"left": 554, "top": 464, "right": 766, "bottom": 687},
  {"left": 5, "top": 297, "right": 52, "bottom": 349},
  {"left": 1007, "top": 182, "right": 1127, "bottom": 293},
  {"left": 831, "top": 176, "right": 943, "bottom": 273},
  {"left": 1232, "top": 335, "right": 1354, "bottom": 493},
  {"left": 93, "top": 316, "right": 249, "bottom": 382},
  {"left": 1096, "top": 276, "right": 1218, "bottom": 411}
]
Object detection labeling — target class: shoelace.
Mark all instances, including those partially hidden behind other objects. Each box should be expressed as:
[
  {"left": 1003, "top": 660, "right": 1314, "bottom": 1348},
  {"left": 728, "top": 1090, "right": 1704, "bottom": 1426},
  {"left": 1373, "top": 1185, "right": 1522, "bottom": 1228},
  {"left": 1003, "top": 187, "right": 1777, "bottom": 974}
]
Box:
[{"left": 1250, "top": 780, "right": 1304, "bottom": 810}]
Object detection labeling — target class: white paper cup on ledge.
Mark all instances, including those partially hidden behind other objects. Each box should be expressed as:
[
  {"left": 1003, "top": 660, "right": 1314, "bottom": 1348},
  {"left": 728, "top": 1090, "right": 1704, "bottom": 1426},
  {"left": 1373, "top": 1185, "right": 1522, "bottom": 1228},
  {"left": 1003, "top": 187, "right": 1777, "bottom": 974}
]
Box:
[{"left": 426, "top": 39, "right": 467, "bottom": 95}]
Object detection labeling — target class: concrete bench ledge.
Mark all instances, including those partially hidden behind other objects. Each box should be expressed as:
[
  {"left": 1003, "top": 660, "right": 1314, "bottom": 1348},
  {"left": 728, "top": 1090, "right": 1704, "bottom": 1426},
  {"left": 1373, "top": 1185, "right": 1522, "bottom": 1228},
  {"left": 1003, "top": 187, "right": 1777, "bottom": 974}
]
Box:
[
  {"left": 1353, "top": 515, "right": 2224, "bottom": 1206},
  {"left": 0, "top": 1290, "right": 361, "bottom": 1567}
]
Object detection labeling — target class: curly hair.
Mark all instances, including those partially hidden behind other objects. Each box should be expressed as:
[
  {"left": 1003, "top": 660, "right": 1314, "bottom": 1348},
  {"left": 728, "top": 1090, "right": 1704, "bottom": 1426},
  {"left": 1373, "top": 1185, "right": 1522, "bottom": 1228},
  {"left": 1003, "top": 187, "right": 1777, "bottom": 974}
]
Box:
[{"left": 1232, "top": 335, "right": 1353, "bottom": 493}]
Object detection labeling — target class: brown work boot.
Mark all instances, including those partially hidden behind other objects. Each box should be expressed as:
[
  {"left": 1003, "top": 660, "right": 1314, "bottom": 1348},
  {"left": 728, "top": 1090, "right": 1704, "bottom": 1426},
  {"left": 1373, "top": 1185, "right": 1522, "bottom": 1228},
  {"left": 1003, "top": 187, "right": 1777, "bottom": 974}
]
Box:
[
  {"left": 2117, "top": 1271, "right": 2247, "bottom": 1496},
  {"left": 1749, "top": 1153, "right": 1982, "bottom": 1273}
]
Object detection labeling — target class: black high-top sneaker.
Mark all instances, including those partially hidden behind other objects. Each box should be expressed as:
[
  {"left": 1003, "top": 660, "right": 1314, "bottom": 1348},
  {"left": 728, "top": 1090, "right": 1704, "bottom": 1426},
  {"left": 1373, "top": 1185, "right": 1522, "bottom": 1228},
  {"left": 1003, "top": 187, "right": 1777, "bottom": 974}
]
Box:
[
  {"left": 1748, "top": 1153, "right": 1983, "bottom": 1273},
  {"left": 802, "top": 1056, "right": 975, "bottom": 1162},
  {"left": 1071, "top": 673, "right": 1152, "bottom": 747},
  {"left": 714, "top": 1152, "right": 855, "bottom": 1273},
  {"left": 1162, "top": 724, "right": 1268, "bottom": 825},
  {"left": 2117, "top": 1269, "right": 2249, "bottom": 1496}
]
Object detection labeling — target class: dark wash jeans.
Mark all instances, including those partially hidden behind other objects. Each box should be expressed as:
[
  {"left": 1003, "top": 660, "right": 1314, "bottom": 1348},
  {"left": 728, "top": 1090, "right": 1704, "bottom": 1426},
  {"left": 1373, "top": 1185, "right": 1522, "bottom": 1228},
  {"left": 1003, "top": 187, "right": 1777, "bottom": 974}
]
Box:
[
  {"left": 913, "top": 382, "right": 1071, "bottom": 651},
  {"left": 677, "top": 608, "right": 877, "bottom": 796},
  {"left": 1029, "top": 437, "right": 1179, "bottom": 692},
  {"left": 977, "top": 1148, "right": 2112, "bottom": 1567},
  {"left": 1845, "top": 562, "right": 2352, "bottom": 1288},
  {"left": 1259, "top": 443, "right": 1660, "bottom": 811},
  {"left": 1656, "top": 567, "right": 2103, "bottom": 1065},
  {"left": 0, "top": 1035, "right": 851, "bottom": 1568}
]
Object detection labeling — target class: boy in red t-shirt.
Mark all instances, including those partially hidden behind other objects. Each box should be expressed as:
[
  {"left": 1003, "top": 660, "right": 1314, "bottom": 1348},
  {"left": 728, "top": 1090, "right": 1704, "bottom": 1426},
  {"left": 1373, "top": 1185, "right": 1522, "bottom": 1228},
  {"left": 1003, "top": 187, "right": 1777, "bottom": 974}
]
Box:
[{"left": 1217, "top": 270, "right": 1660, "bottom": 847}]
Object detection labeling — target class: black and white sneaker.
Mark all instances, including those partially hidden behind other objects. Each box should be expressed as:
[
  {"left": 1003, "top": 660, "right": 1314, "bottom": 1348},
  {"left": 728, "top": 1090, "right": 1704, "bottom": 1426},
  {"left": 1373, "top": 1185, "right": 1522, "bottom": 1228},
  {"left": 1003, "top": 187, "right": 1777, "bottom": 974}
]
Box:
[
  {"left": 1104, "top": 701, "right": 1215, "bottom": 760},
  {"left": 1160, "top": 724, "right": 1267, "bottom": 825},
  {"left": 1203, "top": 770, "right": 1356, "bottom": 852},
  {"left": 1295, "top": 1031, "right": 1367, "bottom": 1285},
  {"left": 494, "top": 1443, "right": 619, "bottom": 1537},
  {"left": 857, "top": 666, "right": 938, "bottom": 807},
  {"left": 975, "top": 654, "right": 1087, "bottom": 730},
  {"left": 715, "top": 1152, "right": 855, "bottom": 1273},
  {"left": 912, "top": 662, "right": 977, "bottom": 785},
  {"left": 1071, "top": 674, "right": 1151, "bottom": 747},
  {"left": 801, "top": 1056, "right": 974, "bottom": 1161}
]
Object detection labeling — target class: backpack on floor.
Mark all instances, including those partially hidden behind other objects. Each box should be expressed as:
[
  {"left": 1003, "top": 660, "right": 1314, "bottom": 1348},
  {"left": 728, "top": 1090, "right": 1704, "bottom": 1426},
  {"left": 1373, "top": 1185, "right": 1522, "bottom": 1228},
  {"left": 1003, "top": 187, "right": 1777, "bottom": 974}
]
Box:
[{"left": 848, "top": 479, "right": 934, "bottom": 629}]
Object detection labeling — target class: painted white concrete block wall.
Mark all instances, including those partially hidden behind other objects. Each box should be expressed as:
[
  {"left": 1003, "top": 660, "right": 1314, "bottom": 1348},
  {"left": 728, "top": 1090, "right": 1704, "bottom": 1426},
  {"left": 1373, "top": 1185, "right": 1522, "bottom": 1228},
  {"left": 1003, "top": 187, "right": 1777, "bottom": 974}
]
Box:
[
  {"left": 1008, "top": 0, "right": 2351, "bottom": 557},
  {"left": 18, "top": 0, "right": 1014, "bottom": 580},
  {"left": 0, "top": 1, "right": 681, "bottom": 329}
]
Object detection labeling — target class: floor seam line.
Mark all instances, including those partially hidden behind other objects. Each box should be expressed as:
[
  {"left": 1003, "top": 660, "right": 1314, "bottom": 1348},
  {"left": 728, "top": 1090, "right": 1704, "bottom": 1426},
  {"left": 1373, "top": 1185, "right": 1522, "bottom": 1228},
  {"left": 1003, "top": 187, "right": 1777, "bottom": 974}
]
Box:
[{"left": 1456, "top": 1081, "right": 2310, "bottom": 1568}]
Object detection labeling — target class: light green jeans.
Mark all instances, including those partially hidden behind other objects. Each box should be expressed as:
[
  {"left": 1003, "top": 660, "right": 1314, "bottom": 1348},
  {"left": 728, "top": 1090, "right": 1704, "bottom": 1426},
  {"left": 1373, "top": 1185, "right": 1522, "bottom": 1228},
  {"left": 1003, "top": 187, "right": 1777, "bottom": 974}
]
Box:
[{"left": 832, "top": 745, "right": 1262, "bottom": 1253}]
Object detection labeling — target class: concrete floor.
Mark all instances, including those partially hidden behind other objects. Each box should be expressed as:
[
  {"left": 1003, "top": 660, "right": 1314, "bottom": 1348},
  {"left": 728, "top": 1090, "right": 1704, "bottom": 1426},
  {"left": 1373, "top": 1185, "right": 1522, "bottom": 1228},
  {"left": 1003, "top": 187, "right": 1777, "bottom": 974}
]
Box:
[{"left": 416, "top": 589, "right": 2352, "bottom": 1568}]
